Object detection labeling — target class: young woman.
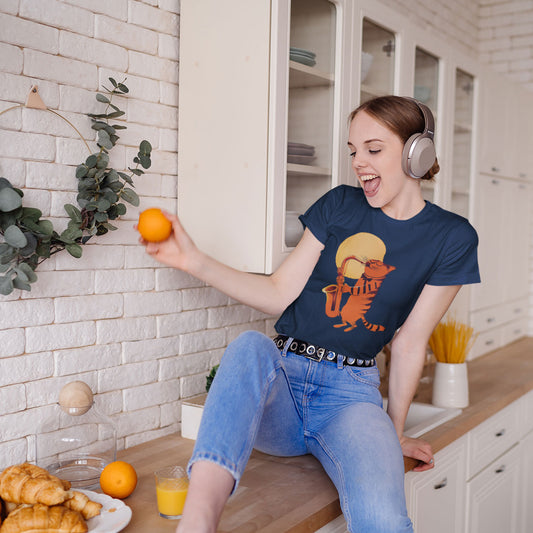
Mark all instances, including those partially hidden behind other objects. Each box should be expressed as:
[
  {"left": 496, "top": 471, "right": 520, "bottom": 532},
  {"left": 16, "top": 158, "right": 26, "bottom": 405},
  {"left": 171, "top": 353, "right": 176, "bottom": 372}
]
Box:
[{"left": 141, "top": 96, "right": 480, "bottom": 533}]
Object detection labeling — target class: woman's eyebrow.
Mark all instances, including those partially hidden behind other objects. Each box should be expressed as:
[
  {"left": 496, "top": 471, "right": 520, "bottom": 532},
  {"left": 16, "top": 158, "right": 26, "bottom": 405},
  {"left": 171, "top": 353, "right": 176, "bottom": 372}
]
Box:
[{"left": 347, "top": 138, "right": 383, "bottom": 147}]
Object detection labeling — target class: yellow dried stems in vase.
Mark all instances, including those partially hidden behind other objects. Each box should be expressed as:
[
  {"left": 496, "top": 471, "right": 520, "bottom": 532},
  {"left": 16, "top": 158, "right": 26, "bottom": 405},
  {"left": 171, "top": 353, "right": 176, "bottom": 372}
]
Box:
[{"left": 429, "top": 316, "right": 477, "bottom": 364}]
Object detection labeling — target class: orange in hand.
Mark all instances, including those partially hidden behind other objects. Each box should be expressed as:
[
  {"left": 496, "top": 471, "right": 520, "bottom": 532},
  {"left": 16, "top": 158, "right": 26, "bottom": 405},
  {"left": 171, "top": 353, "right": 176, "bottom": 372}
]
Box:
[
  {"left": 99, "top": 460, "right": 138, "bottom": 499},
  {"left": 137, "top": 208, "right": 172, "bottom": 242}
]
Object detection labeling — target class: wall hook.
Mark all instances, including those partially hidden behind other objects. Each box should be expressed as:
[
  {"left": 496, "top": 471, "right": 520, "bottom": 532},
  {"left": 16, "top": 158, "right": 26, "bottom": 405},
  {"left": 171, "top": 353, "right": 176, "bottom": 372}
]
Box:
[{"left": 25, "top": 85, "right": 47, "bottom": 110}]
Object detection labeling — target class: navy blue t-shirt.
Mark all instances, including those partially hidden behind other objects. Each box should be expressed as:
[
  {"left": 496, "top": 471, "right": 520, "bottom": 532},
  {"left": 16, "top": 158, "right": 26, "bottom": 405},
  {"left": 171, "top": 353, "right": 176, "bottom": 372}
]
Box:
[{"left": 275, "top": 185, "right": 480, "bottom": 360}]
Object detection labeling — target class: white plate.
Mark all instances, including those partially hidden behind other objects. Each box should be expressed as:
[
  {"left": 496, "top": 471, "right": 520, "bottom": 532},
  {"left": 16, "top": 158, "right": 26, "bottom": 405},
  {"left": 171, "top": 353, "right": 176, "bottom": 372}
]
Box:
[{"left": 78, "top": 489, "right": 132, "bottom": 533}]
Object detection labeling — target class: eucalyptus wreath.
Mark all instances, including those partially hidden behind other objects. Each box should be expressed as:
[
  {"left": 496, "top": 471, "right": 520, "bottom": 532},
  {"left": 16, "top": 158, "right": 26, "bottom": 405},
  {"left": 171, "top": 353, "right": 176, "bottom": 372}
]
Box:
[{"left": 0, "top": 78, "right": 152, "bottom": 295}]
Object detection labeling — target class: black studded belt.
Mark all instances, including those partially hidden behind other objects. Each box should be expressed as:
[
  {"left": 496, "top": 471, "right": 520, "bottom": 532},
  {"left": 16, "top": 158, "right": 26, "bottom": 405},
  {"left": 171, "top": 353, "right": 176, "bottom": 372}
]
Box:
[{"left": 273, "top": 335, "right": 376, "bottom": 367}]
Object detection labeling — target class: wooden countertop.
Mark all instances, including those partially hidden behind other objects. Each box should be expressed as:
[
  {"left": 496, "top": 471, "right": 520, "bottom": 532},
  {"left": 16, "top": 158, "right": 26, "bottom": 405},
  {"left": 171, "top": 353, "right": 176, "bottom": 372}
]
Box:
[{"left": 118, "top": 337, "right": 533, "bottom": 532}]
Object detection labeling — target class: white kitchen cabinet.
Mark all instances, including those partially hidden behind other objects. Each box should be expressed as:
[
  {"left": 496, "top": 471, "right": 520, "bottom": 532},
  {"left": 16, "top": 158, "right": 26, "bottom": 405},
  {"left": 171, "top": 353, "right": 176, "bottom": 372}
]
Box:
[
  {"left": 405, "top": 437, "right": 467, "bottom": 533},
  {"left": 178, "top": 0, "right": 352, "bottom": 273},
  {"left": 466, "top": 444, "right": 521, "bottom": 533},
  {"left": 520, "top": 431, "right": 533, "bottom": 533}
]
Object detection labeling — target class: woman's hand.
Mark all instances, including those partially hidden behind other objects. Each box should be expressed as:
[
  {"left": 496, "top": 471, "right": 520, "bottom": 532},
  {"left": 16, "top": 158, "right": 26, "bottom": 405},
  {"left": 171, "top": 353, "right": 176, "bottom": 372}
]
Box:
[
  {"left": 137, "top": 211, "right": 200, "bottom": 273},
  {"left": 400, "top": 435, "right": 434, "bottom": 472}
]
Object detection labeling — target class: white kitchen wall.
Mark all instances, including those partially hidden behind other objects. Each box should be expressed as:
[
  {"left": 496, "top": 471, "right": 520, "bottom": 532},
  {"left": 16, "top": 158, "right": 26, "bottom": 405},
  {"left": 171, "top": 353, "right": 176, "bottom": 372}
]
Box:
[{"left": 1, "top": 0, "right": 532, "bottom": 466}]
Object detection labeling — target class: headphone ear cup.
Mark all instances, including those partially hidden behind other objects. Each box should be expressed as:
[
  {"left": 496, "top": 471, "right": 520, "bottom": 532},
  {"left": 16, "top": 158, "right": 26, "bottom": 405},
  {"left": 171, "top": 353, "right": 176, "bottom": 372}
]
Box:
[{"left": 402, "top": 134, "right": 436, "bottom": 178}]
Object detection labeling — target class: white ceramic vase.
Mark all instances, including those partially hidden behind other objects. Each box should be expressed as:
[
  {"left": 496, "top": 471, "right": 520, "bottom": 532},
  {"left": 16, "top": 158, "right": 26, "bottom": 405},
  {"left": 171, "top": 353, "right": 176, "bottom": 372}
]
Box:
[{"left": 432, "top": 362, "right": 469, "bottom": 408}]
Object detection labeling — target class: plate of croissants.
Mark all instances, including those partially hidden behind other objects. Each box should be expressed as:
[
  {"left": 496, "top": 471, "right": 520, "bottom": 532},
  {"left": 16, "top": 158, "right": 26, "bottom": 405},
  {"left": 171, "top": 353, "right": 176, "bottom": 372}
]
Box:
[{"left": 0, "top": 463, "right": 132, "bottom": 533}]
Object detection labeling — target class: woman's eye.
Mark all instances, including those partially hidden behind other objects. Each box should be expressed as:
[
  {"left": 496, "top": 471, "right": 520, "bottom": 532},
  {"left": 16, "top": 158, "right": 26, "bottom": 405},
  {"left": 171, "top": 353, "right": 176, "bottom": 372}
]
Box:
[
  {"left": 369, "top": 149, "right": 381, "bottom": 154},
  {"left": 349, "top": 151, "right": 356, "bottom": 158}
]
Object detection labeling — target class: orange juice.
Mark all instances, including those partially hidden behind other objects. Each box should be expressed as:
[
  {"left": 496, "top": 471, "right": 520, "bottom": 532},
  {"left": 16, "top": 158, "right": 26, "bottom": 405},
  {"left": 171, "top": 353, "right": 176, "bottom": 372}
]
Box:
[{"left": 156, "top": 478, "right": 188, "bottom": 517}]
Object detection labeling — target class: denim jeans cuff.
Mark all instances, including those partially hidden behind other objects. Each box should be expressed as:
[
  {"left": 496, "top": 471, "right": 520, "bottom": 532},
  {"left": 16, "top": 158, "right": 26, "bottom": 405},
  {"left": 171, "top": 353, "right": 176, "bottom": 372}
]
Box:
[{"left": 187, "top": 451, "right": 241, "bottom": 496}]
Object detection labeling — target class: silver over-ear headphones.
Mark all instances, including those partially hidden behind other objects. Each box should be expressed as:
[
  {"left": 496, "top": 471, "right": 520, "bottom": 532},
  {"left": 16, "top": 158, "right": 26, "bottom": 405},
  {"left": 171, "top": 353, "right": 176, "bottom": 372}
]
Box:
[{"left": 401, "top": 98, "right": 436, "bottom": 179}]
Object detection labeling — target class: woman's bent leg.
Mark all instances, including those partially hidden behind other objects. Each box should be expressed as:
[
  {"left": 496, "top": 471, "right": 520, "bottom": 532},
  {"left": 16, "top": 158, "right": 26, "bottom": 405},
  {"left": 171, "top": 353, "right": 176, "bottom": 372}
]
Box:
[
  {"left": 309, "top": 402, "right": 413, "bottom": 533},
  {"left": 188, "top": 330, "right": 305, "bottom": 489}
]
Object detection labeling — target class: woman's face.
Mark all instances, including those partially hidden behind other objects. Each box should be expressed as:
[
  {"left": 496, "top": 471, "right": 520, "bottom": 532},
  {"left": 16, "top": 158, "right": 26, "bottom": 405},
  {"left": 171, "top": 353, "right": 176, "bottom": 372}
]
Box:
[{"left": 348, "top": 110, "right": 421, "bottom": 218}]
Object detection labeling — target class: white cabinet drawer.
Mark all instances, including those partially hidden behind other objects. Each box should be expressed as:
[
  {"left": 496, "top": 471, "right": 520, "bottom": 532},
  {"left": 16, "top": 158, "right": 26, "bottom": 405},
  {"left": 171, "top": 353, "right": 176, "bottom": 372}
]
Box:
[
  {"left": 520, "top": 390, "right": 533, "bottom": 438},
  {"left": 501, "top": 318, "right": 527, "bottom": 346},
  {"left": 470, "top": 307, "right": 505, "bottom": 333},
  {"left": 469, "top": 328, "right": 502, "bottom": 360},
  {"left": 467, "top": 401, "right": 520, "bottom": 479},
  {"left": 405, "top": 437, "right": 467, "bottom": 533},
  {"left": 501, "top": 298, "right": 528, "bottom": 323}
]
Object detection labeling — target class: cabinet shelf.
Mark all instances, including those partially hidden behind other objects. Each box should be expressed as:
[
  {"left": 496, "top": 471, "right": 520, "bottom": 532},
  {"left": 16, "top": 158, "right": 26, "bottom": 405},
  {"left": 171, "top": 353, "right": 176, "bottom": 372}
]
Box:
[
  {"left": 289, "top": 61, "right": 334, "bottom": 88},
  {"left": 287, "top": 162, "right": 331, "bottom": 176}
]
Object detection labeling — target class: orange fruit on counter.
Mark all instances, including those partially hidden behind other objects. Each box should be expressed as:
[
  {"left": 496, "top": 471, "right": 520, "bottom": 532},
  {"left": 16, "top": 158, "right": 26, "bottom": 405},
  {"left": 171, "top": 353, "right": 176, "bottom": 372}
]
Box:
[
  {"left": 137, "top": 208, "right": 172, "bottom": 242},
  {"left": 99, "top": 460, "right": 138, "bottom": 499}
]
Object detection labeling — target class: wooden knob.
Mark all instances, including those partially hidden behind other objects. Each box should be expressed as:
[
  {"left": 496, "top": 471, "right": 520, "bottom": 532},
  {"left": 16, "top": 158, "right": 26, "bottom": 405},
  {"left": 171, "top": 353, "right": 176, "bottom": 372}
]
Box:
[{"left": 58, "top": 381, "right": 94, "bottom": 415}]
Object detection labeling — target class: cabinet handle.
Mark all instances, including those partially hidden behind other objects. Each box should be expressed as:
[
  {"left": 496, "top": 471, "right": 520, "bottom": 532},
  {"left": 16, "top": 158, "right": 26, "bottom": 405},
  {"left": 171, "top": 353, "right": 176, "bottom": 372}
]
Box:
[
  {"left": 514, "top": 308, "right": 522, "bottom": 314},
  {"left": 491, "top": 167, "right": 500, "bottom": 173},
  {"left": 519, "top": 173, "right": 527, "bottom": 179},
  {"left": 486, "top": 317, "right": 495, "bottom": 323},
  {"left": 495, "top": 429, "right": 506, "bottom": 437},
  {"left": 495, "top": 465, "right": 506, "bottom": 474},
  {"left": 491, "top": 179, "right": 499, "bottom": 185},
  {"left": 485, "top": 339, "right": 494, "bottom": 346},
  {"left": 434, "top": 478, "right": 448, "bottom": 490}
]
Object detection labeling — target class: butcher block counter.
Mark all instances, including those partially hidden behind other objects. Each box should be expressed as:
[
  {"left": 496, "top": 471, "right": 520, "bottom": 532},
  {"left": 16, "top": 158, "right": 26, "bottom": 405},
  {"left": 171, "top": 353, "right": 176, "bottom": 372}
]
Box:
[{"left": 119, "top": 337, "right": 533, "bottom": 532}]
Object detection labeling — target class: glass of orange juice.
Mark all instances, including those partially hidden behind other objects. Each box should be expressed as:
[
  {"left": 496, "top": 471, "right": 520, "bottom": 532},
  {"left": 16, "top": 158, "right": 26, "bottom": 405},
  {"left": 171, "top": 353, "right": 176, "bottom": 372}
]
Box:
[{"left": 154, "top": 466, "right": 189, "bottom": 519}]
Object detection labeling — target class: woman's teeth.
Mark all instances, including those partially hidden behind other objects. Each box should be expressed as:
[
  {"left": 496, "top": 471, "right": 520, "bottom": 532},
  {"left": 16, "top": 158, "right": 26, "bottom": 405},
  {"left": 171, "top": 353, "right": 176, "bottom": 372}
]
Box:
[{"left": 360, "top": 174, "right": 378, "bottom": 182}]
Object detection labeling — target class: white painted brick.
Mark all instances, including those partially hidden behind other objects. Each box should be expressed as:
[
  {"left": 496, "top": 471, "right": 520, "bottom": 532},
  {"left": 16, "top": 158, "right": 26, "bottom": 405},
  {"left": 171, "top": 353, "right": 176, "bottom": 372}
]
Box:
[
  {"left": 128, "top": 1, "right": 179, "bottom": 35},
  {"left": 24, "top": 49, "right": 97, "bottom": 91},
  {"left": 98, "top": 68, "right": 161, "bottom": 104},
  {"left": 226, "top": 322, "right": 268, "bottom": 341},
  {"left": 128, "top": 51, "right": 178, "bottom": 84},
  {"left": 160, "top": 81, "right": 178, "bottom": 107},
  {"left": 64, "top": 0, "right": 128, "bottom": 20},
  {"left": 95, "top": 268, "right": 155, "bottom": 294},
  {"left": 59, "top": 31, "right": 129, "bottom": 72},
  {"left": 95, "top": 390, "right": 123, "bottom": 416},
  {"left": 479, "top": 36, "right": 513, "bottom": 53},
  {"left": 161, "top": 174, "right": 177, "bottom": 197},
  {"left": 0, "top": 439, "right": 28, "bottom": 470},
  {"left": 95, "top": 15, "right": 158, "bottom": 54},
  {"left": 59, "top": 85, "right": 101, "bottom": 115},
  {"left": 20, "top": 271, "right": 94, "bottom": 299},
  {"left": 21, "top": 188, "right": 51, "bottom": 216},
  {"left": 20, "top": 0, "right": 94, "bottom": 36},
  {"left": 124, "top": 289, "right": 182, "bottom": 317},
  {"left": 0, "top": 299, "right": 54, "bottom": 330},
  {"left": 0, "top": 13, "right": 59, "bottom": 54},
  {"left": 0, "top": 353, "right": 54, "bottom": 387},
  {"left": 180, "top": 372, "right": 207, "bottom": 398},
  {"left": 0, "top": 129, "right": 55, "bottom": 161},
  {"left": 159, "top": 127, "right": 178, "bottom": 152},
  {"left": 132, "top": 172, "right": 164, "bottom": 197},
  {"left": 182, "top": 287, "right": 229, "bottom": 310},
  {"left": 26, "top": 162, "right": 76, "bottom": 191},
  {"left": 123, "top": 379, "right": 180, "bottom": 410},
  {"left": 155, "top": 268, "right": 202, "bottom": 291},
  {"left": 98, "top": 360, "right": 159, "bottom": 392},
  {"left": 56, "top": 137, "right": 96, "bottom": 166},
  {"left": 159, "top": 350, "right": 214, "bottom": 380},
  {"left": 22, "top": 108, "right": 94, "bottom": 141},
  {"left": 158, "top": 33, "right": 179, "bottom": 60},
  {"left": 179, "top": 328, "right": 226, "bottom": 355},
  {"left": 55, "top": 343, "right": 122, "bottom": 375},
  {"left": 25, "top": 374, "right": 98, "bottom": 408},
  {"left": 0, "top": 385, "right": 26, "bottom": 415},
  {"left": 107, "top": 144, "right": 127, "bottom": 171},
  {"left": 88, "top": 220, "right": 140, "bottom": 246},
  {"left": 0, "top": 73, "right": 59, "bottom": 108},
  {"left": 138, "top": 149, "right": 178, "bottom": 175},
  {"left": 55, "top": 294, "right": 124, "bottom": 323},
  {"left": 495, "top": 21, "right": 533, "bottom": 38},
  {"left": 0, "top": 42, "right": 22, "bottom": 74},
  {"left": 96, "top": 316, "right": 157, "bottom": 343},
  {"left": 127, "top": 98, "right": 178, "bottom": 129},
  {"left": 124, "top": 245, "right": 164, "bottom": 268},
  {"left": 0, "top": 158, "right": 25, "bottom": 187},
  {"left": 54, "top": 245, "right": 125, "bottom": 271},
  {"left": 0, "top": 328, "right": 25, "bottom": 357},
  {"left": 158, "top": 0, "right": 180, "bottom": 15},
  {"left": 26, "top": 321, "right": 96, "bottom": 353},
  {"left": 160, "top": 400, "right": 180, "bottom": 427},
  {"left": 122, "top": 336, "right": 179, "bottom": 363},
  {"left": 124, "top": 423, "right": 177, "bottom": 448},
  {"left": 0, "top": 0, "right": 18, "bottom": 14},
  {"left": 114, "top": 406, "right": 160, "bottom": 438},
  {"left": 158, "top": 309, "right": 208, "bottom": 337},
  {"left": 208, "top": 304, "right": 253, "bottom": 328},
  {"left": 115, "top": 123, "right": 160, "bottom": 151}
]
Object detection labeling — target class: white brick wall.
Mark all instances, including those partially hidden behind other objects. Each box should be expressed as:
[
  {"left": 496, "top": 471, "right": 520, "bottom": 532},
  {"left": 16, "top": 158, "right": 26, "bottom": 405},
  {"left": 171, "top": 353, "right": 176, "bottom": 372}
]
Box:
[
  {"left": 1, "top": 0, "right": 531, "bottom": 469},
  {"left": 0, "top": 0, "right": 270, "bottom": 467}
]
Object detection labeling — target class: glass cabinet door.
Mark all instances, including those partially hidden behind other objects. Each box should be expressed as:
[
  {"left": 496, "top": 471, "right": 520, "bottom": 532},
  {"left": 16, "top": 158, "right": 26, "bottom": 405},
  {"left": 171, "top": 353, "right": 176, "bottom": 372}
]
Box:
[
  {"left": 451, "top": 69, "right": 474, "bottom": 218},
  {"left": 414, "top": 47, "right": 440, "bottom": 204},
  {"left": 285, "top": 0, "right": 338, "bottom": 248},
  {"left": 360, "top": 18, "right": 396, "bottom": 103}
]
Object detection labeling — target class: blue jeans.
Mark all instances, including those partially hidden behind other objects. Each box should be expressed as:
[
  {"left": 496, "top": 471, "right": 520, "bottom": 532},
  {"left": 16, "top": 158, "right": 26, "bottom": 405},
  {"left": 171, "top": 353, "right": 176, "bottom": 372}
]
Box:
[{"left": 188, "top": 331, "right": 413, "bottom": 533}]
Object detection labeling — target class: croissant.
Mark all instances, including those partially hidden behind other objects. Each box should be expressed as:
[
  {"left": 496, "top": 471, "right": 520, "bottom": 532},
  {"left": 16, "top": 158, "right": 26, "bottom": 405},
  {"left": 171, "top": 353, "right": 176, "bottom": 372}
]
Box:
[
  {"left": 0, "top": 464, "right": 69, "bottom": 506},
  {"left": 0, "top": 504, "right": 88, "bottom": 533},
  {"left": 62, "top": 491, "right": 101, "bottom": 520}
]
